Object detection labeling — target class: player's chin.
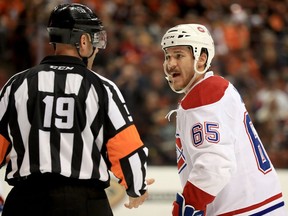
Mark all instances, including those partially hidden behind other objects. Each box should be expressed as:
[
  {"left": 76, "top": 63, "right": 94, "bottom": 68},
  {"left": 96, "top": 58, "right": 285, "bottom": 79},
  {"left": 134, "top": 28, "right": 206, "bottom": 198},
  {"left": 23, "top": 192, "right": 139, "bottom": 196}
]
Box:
[{"left": 172, "top": 83, "right": 184, "bottom": 91}]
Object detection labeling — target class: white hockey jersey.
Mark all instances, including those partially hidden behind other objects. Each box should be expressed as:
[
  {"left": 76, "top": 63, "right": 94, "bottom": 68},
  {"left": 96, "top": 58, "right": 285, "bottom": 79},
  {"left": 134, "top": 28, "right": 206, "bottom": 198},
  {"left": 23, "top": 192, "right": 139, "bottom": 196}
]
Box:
[{"left": 174, "top": 71, "right": 287, "bottom": 215}]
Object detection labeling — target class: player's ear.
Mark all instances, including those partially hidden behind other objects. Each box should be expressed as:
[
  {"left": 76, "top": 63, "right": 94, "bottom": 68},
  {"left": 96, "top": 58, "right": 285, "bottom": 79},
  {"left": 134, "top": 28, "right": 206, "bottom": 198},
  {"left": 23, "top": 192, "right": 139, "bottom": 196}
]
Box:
[{"left": 197, "top": 52, "right": 208, "bottom": 68}]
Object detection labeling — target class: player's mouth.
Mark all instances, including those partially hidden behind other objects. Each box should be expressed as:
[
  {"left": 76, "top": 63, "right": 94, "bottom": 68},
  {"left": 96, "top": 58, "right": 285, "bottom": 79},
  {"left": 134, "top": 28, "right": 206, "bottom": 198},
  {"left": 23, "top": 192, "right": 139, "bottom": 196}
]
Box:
[
  {"left": 165, "top": 71, "right": 181, "bottom": 84},
  {"left": 170, "top": 72, "right": 181, "bottom": 79}
]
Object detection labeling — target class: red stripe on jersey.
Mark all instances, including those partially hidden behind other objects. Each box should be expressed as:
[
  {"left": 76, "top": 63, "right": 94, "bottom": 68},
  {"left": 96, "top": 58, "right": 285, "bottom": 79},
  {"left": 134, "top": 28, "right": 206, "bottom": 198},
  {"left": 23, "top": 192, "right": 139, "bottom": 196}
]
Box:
[
  {"left": 182, "top": 181, "right": 215, "bottom": 212},
  {"left": 181, "top": 76, "right": 229, "bottom": 110},
  {"left": 218, "top": 193, "right": 283, "bottom": 216},
  {"left": 176, "top": 137, "right": 181, "bottom": 149}
]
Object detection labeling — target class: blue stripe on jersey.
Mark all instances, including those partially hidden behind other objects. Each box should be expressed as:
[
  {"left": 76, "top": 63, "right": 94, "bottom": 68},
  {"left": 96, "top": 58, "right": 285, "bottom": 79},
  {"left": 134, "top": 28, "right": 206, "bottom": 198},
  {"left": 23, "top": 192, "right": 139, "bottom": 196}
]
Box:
[{"left": 250, "top": 201, "right": 285, "bottom": 216}]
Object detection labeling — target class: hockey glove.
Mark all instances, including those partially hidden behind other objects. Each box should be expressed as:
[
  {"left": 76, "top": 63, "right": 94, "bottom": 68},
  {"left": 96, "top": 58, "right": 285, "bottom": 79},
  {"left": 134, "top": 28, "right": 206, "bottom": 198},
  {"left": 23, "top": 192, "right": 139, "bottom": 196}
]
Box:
[{"left": 172, "top": 193, "right": 204, "bottom": 216}]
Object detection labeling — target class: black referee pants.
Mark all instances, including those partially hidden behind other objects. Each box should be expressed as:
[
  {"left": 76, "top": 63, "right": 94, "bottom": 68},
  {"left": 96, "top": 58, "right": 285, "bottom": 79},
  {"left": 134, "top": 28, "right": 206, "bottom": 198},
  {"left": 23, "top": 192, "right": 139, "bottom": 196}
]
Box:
[{"left": 2, "top": 174, "right": 113, "bottom": 216}]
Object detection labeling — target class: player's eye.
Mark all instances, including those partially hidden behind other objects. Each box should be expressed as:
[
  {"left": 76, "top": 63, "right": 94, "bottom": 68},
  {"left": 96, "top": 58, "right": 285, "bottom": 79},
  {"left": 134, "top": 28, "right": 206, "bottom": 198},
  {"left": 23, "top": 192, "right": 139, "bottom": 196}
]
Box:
[
  {"left": 165, "top": 55, "right": 170, "bottom": 61},
  {"left": 175, "top": 54, "right": 183, "bottom": 59}
]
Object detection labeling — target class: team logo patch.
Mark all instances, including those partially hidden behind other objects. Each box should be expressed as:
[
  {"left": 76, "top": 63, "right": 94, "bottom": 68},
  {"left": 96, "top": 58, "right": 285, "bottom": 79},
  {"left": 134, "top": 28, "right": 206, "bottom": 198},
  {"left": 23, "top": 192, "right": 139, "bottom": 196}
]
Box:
[{"left": 197, "top": 26, "right": 205, "bottom": 32}]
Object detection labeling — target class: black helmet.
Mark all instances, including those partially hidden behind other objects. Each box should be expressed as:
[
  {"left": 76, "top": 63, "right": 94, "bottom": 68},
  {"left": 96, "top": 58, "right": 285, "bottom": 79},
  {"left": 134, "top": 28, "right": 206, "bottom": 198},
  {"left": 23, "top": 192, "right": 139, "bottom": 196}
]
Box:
[{"left": 47, "top": 3, "right": 106, "bottom": 49}]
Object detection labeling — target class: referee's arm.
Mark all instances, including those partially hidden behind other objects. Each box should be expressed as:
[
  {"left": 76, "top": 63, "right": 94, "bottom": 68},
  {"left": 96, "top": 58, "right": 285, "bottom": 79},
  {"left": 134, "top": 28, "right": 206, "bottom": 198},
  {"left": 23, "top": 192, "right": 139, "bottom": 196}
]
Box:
[
  {"left": 0, "top": 134, "right": 10, "bottom": 167},
  {"left": 107, "top": 124, "right": 148, "bottom": 197},
  {"left": 0, "top": 81, "right": 12, "bottom": 168},
  {"left": 99, "top": 75, "right": 149, "bottom": 197}
]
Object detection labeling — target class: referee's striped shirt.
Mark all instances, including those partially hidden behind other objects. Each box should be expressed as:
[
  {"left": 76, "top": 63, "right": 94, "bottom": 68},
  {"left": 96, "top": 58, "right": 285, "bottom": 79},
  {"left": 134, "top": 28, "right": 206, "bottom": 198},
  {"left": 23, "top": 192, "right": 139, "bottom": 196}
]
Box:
[{"left": 0, "top": 55, "right": 148, "bottom": 197}]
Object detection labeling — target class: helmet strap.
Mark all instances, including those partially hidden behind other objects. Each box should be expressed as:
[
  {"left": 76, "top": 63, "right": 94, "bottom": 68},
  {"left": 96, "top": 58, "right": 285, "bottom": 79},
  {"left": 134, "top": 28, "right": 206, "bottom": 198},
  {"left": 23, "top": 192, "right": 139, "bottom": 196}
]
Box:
[
  {"left": 178, "top": 58, "right": 208, "bottom": 94},
  {"left": 177, "top": 52, "right": 210, "bottom": 94},
  {"left": 166, "top": 58, "right": 208, "bottom": 94},
  {"left": 75, "top": 43, "right": 96, "bottom": 67},
  {"left": 170, "top": 72, "right": 199, "bottom": 94},
  {"left": 164, "top": 47, "right": 210, "bottom": 94}
]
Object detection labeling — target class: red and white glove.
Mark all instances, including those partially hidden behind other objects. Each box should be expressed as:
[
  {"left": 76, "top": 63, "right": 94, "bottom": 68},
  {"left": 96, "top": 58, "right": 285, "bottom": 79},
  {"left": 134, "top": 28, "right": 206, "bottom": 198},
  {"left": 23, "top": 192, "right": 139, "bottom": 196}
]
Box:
[{"left": 172, "top": 193, "right": 204, "bottom": 216}]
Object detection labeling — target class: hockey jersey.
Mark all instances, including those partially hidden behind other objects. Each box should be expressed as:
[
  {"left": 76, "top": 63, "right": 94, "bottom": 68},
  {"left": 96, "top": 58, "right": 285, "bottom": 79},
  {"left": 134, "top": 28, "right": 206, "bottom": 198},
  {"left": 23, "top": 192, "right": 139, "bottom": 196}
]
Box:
[{"left": 174, "top": 71, "right": 287, "bottom": 215}]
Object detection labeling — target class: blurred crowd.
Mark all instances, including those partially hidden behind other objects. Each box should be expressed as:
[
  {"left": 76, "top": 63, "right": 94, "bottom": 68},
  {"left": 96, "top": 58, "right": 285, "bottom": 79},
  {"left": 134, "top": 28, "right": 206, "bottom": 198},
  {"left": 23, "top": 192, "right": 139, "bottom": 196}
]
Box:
[{"left": 0, "top": 0, "right": 288, "bottom": 167}]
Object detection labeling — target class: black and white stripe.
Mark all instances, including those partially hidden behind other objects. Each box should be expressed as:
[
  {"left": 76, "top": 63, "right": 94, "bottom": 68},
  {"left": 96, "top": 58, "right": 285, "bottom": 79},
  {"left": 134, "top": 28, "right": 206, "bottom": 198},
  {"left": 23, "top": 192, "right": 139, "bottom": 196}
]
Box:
[{"left": 0, "top": 57, "right": 143, "bottom": 190}]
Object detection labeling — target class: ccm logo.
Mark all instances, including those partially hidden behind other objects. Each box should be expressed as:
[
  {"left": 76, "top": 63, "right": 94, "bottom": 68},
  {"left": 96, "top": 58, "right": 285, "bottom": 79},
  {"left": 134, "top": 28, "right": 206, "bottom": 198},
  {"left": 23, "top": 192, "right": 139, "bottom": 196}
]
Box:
[{"left": 50, "top": 65, "right": 74, "bottom": 70}]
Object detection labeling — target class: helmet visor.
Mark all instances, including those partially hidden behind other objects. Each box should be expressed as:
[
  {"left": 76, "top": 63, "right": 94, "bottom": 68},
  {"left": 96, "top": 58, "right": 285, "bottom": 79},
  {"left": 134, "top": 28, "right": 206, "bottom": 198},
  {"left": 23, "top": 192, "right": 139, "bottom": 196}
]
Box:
[{"left": 91, "top": 30, "right": 107, "bottom": 49}]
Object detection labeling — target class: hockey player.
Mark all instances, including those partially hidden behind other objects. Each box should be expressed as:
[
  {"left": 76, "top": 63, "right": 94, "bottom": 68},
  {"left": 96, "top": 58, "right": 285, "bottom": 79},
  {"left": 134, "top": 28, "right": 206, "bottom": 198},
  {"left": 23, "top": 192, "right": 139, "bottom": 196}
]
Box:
[{"left": 161, "top": 24, "right": 287, "bottom": 216}]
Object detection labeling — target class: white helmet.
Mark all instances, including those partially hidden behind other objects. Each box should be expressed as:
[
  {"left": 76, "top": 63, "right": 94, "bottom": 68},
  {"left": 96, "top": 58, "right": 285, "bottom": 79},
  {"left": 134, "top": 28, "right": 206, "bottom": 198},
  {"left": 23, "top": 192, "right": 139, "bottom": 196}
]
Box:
[
  {"left": 161, "top": 24, "right": 215, "bottom": 71},
  {"left": 161, "top": 24, "right": 215, "bottom": 93}
]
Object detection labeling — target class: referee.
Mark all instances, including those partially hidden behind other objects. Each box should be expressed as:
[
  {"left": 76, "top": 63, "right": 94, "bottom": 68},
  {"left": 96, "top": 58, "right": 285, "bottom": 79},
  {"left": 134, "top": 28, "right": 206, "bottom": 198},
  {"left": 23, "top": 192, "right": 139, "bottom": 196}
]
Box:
[{"left": 0, "top": 3, "right": 154, "bottom": 216}]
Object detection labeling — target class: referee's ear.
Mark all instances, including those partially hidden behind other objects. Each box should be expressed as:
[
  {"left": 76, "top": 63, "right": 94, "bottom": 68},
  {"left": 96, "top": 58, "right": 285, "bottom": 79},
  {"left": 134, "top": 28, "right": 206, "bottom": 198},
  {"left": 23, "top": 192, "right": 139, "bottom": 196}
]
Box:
[{"left": 79, "top": 34, "right": 91, "bottom": 56}]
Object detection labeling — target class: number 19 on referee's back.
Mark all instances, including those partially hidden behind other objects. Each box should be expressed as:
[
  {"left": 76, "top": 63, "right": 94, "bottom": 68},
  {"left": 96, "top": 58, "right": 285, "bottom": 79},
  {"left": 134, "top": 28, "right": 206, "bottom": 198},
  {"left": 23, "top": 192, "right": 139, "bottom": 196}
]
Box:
[{"left": 43, "top": 95, "right": 75, "bottom": 129}]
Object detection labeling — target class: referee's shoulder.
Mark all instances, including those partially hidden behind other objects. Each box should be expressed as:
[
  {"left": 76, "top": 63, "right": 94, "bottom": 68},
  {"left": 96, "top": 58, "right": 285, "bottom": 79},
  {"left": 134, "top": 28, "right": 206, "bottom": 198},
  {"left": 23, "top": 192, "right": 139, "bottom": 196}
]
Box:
[
  {"left": 88, "top": 69, "right": 117, "bottom": 89},
  {"left": 2, "top": 68, "right": 31, "bottom": 89}
]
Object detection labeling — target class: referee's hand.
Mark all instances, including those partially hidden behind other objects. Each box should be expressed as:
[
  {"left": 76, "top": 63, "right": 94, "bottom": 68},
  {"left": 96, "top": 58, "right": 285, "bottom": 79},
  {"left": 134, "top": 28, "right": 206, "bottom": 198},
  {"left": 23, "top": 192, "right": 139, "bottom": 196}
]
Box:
[{"left": 124, "top": 178, "right": 155, "bottom": 209}]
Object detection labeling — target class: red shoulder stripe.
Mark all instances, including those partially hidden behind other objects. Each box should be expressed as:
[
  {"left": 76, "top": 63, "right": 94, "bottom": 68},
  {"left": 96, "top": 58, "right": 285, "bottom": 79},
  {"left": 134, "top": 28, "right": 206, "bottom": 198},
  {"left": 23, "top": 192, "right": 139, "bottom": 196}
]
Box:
[{"left": 181, "top": 76, "right": 229, "bottom": 110}]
